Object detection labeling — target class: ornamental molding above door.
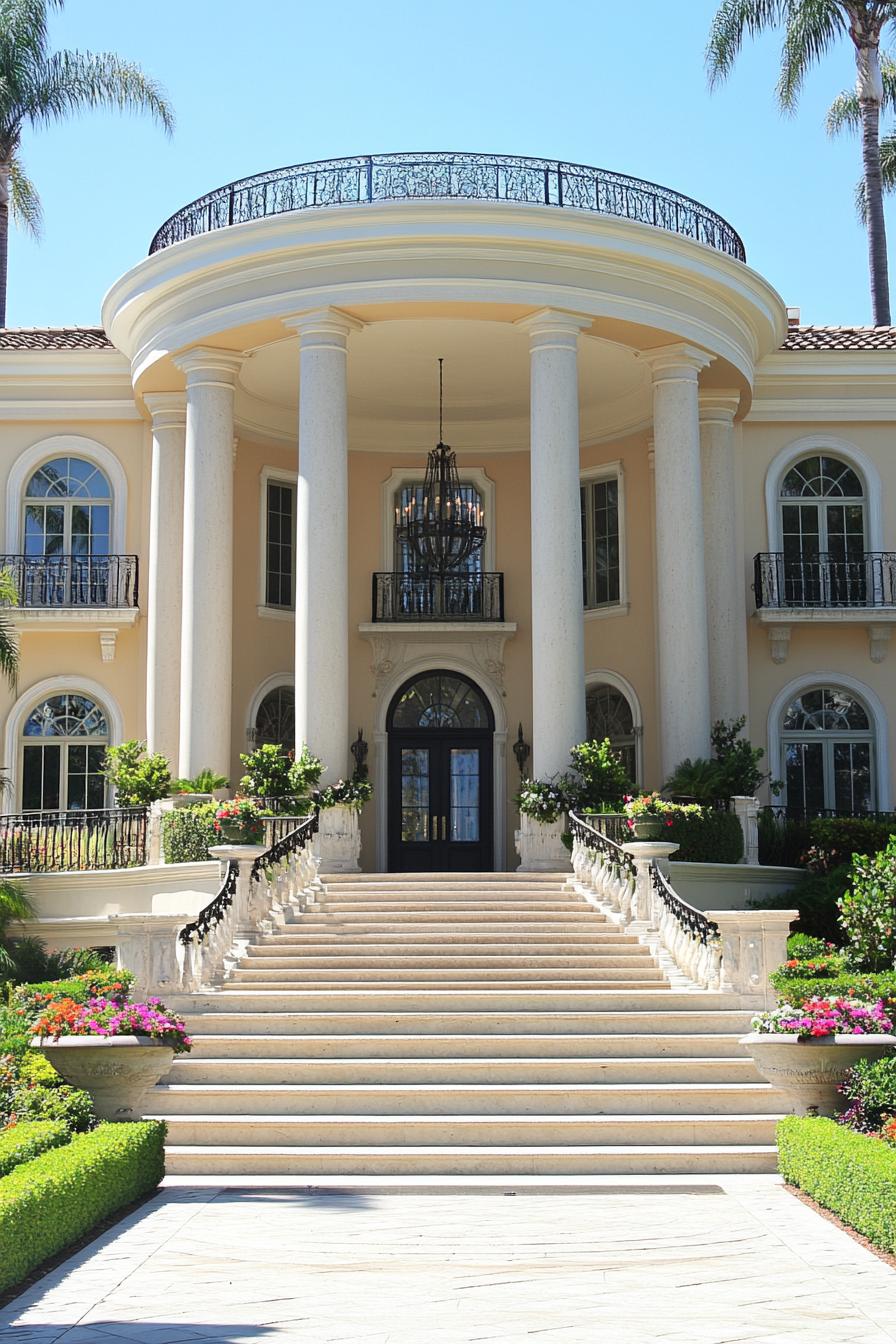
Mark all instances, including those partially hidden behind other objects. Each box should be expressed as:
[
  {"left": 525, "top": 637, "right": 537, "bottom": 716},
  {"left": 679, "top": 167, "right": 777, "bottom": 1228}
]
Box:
[{"left": 358, "top": 622, "right": 517, "bottom": 700}]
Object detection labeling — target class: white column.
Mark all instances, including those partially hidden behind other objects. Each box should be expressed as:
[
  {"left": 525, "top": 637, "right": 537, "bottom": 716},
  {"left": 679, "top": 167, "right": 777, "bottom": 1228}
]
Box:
[
  {"left": 285, "top": 309, "right": 359, "bottom": 783},
  {"left": 143, "top": 394, "right": 185, "bottom": 768},
  {"left": 644, "top": 344, "right": 713, "bottom": 779},
  {"left": 700, "top": 392, "right": 747, "bottom": 726},
  {"left": 519, "top": 309, "right": 589, "bottom": 778},
  {"left": 172, "top": 348, "right": 242, "bottom": 781}
]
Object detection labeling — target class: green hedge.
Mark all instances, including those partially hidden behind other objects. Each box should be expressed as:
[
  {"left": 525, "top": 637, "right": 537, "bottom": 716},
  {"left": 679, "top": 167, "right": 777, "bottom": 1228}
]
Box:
[
  {"left": 777, "top": 1116, "right": 896, "bottom": 1255},
  {"left": 809, "top": 816, "right": 895, "bottom": 863},
  {"left": 162, "top": 803, "right": 217, "bottom": 864},
  {"left": 769, "top": 970, "right": 896, "bottom": 1011},
  {"left": 0, "top": 1120, "right": 166, "bottom": 1293},
  {"left": 0, "top": 1120, "right": 69, "bottom": 1177},
  {"left": 749, "top": 865, "right": 849, "bottom": 943},
  {"left": 667, "top": 809, "right": 743, "bottom": 864}
]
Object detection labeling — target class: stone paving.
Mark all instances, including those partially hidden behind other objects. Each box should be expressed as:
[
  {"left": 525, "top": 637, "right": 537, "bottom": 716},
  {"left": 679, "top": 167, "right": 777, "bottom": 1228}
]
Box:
[{"left": 2, "top": 1178, "right": 896, "bottom": 1343}]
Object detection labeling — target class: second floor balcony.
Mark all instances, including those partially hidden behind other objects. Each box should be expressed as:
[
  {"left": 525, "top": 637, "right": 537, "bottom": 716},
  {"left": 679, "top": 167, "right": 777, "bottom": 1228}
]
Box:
[
  {"left": 372, "top": 571, "right": 504, "bottom": 622},
  {"left": 0, "top": 554, "right": 139, "bottom": 610},
  {"left": 754, "top": 553, "right": 896, "bottom": 610}
]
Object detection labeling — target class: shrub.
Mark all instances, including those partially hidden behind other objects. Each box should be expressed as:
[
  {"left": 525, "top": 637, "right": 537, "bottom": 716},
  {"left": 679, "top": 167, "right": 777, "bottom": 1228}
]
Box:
[
  {"left": 667, "top": 809, "right": 743, "bottom": 864},
  {"left": 749, "top": 865, "right": 849, "bottom": 943},
  {"left": 0, "top": 1120, "right": 69, "bottom": 1176},
  {"left": 101, "top": 740, "right": 171, "bottom": 806},
  {"left": 238, "top": 743, "right": 323, "bottom": 800},
  {"left": 758, "top": 810, "right": 810, "bottom": 868},
  {"left": 775, "top": 950, "right": 846, "bottom": 980},
  {"left": 787, "top": 933, "right": 833, "bottom": 960},
  {"left": 169, "top": 767, "right": 228, "bottom": 794},
  {"left": 314, "top": 778, "right": 374, "bottom": 810},
  {"left": 0, "top": 1120, "right": 166, "bottom": 1293},
  {"left": 777, "top": 1116, "right": 896, "bottom": 1255},
  {"left": 840, "top": 1056, "right": 896, "bottom": 1134},
  {"left": 10, "top": 1071, "right": 94, "bottom": 1132},
  {"left": 664, "top": 716, "right": 777, "bottom": 802},
  {"left": 12, "top": 967, "right": 134, "bottom": 1024},
  {"left": 568, "top": 738, "right": 631, "bottom": 809},
  {"left": 809, "top": 816, "right": 895, "bottom": 870},
  {"left": 838, "top": 838, "right": 896, "bottom": 972},
  {"left": 516, "top": 776, "right": 575, "bottom": 823},
  {"left": 768, "top": 969, "right": 896, "bottom": 1012},
  {"left": 4, "top": 939, "right": 112, "bottom": 990},
  {"left": 162, "top": 802, "right": 217, "bottom": 864}
]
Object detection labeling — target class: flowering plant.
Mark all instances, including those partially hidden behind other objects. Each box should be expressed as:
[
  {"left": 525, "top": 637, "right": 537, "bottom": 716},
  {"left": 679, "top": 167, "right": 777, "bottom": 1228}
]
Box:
[
  {"left": 516, "top": 776, "right": 576, "bottom": 824},
  {"left": 314, "top": 778, "right": 373, "bottom": 810},
  {"left": 214, "top": 797, "right": 264, "bottom": 843},
  {"left": 33, "top": 995, "right": 192, "bottom": 1054},
  {"left": 750, "top": 996, "right": 894, "bottom": 1040}
]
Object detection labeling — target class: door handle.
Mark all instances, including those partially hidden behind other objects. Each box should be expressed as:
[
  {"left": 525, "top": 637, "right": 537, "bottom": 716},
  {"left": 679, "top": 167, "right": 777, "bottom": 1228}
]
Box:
[
  {"left": 442, "top": 815, "right": 448, "bottom": 841},
  {"left": 430, "top": 815, "right": 437, "bottom": 840}
]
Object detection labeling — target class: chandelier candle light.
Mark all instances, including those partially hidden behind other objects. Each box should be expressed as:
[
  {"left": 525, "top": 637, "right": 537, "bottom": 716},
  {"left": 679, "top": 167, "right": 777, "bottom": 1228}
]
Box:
[{"left": 395, "top": 359, "right": 486, "bottom": 573}]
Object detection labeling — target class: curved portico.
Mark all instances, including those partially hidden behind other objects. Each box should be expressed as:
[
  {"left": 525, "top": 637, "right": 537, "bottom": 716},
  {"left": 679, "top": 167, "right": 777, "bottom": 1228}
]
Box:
[{"left": 101, "top": 151, "right": 787, "bottom": 867}]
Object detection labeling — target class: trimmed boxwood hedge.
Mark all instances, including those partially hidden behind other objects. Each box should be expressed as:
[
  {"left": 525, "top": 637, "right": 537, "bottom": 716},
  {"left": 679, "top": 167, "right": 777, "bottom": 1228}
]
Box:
[
  {"left": 162, "top": 802, "right": 217, "bottom": 863},
  {"left": 0, "top": 1121, "right": 69, "bottom": 1177},
  {"left": 667, "top": 809, "right": 743, "bottom": 864},
  {"left": 0, "top": 1120, "right": 166, "bottom": 1293},
  {"left": 777, "top": 1116, "right": 896, "bottom": 1255}
]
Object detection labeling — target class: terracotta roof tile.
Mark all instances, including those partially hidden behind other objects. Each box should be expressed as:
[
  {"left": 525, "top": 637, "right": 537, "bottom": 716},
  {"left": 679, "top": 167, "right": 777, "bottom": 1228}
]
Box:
[
  {"left": 780, "top": 325, "right": 896, "bottom": 351},
  {"left": 0, "top": 327, "right": 113, "bottom": 350}
]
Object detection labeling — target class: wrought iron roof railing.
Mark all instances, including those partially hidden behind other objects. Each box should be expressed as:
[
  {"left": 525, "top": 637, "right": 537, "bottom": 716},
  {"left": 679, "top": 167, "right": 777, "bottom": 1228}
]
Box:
[{"left": 149, "top": 152, "right": 746, "bottom": 261}]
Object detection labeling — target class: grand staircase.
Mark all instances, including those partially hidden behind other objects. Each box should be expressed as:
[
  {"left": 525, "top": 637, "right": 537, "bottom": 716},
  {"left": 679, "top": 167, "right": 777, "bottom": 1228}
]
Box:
[{"left": 155, "top": 873, "right": 785, "bottom": 1176}]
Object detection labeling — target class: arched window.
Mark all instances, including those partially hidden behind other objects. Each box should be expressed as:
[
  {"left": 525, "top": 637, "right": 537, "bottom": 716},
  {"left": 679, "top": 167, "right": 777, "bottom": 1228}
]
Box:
[
  {"left": 781, "top": 685, "right": 874, "bottom": 815},
  {"left": 251, "top": 685, "right": 295, "bottom": 753},
  {"left": 22, "top": 456, "right": 113, "bottom": 606},
  {"left": 778, "top": 454, "right": 866, "bottom": 604},
  {"left": 586, "top": 682, "right": 638, "bottom": 782},
  {"left": 20, "top": 693, "right": 110, "bottom": 812},
  {"left": 389, "top": 673, "right": 492, "bottom": 730}
]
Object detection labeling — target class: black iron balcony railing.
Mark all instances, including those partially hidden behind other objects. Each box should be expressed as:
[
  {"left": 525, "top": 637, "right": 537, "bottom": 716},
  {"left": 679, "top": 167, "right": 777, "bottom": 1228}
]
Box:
[
  {"left": 149, "top": 151, "right": 746, "bottom": 261},
  {"left": 754, "top": 553, "right": 896, "bottom": 610},
  {"left": 372, "top": 571, "right": 504, "bottom": 622},
  {"left": 0, "top": 807, "right": 148, "bottom": 873},
  {"left": 0, "top": 555, "right": 139, "bottom": 609}
]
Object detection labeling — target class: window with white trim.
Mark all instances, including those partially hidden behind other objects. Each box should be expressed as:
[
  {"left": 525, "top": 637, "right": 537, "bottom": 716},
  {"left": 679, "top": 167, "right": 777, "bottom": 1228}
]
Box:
[
  {"left": 580, "top": 474, "right": 620, "bottom": 609},
  {"left": 781, "top": 685, "right": 875, "bottom": 814},
  {"left": 252, "top": 685, "right": 295, "bottom": 753},
  {"left": 264, "top": 479, "right": 296, "bottom": 609},
  {"left": 778, "top": 454, "right": 866, "bottom": 604},
  {"left": 20, "top": 693, "right": 109, "bottom": 812},
  {"left": 393, "top": 481, "right": 483, "bottom": 575},
  {"left": 586, "top": 682, "right": 637, "bottom": 782}
]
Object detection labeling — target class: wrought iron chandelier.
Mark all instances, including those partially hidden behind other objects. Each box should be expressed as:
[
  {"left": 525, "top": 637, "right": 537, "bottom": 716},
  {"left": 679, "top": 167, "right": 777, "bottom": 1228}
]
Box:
[{"left": 395, "top": 359, "right": 486, "bottom": 574}]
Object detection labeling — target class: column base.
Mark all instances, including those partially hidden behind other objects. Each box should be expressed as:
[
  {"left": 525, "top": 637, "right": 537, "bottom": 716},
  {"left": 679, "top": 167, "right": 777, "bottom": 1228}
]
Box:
[{"left": 314, "top": 804, "right": 362, "bottom": 874}]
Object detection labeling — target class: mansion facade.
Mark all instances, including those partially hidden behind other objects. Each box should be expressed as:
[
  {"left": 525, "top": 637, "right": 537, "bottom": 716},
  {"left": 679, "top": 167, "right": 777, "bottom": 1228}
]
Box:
[{"left": 2, "top": 152, "right": 894, "bottom": 872}]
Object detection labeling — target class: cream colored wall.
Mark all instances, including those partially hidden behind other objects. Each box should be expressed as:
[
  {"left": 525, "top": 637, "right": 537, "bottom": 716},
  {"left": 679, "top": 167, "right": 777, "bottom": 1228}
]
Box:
[{"left": 740, "top": 420, "right": 896, "bottom": 806}]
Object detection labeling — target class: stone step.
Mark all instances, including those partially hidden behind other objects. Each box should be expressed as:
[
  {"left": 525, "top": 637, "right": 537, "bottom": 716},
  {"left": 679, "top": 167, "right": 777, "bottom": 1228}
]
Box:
[
  {"left": 239, "top": 953, "right": 654, "bottom": 968},
  {"left": 316, "top": 901, "right": 592, "bottom": 914},
  {"left": 299, "top": 911, "right": 604, "bottom": 925},
  {"left": 179, "top": 989, "right": 725, "bottom": 1015},
  {"left": 321, "top": 873, "right": 569, "bottom": 885},
  {"left": 259, "top": 931, "right": 641, "bottom": 945},
  {"left": 179, "top": 1009, "right": 753, "bottom": 1036},
  {"left": 319, "top": 887, "right": 582, "bottom": 899},
  {"left": 163, "top": 1143, "right": 778, "bottom": 1176},
  {"left": 151, "top": 1081, "right": 779, "bottom": 1116},
  {"left": 151, "top": 1113, "right": 783, "bottom": 1147},
  {"left": 166, "top": 1054, "right": 763, "bottom": 1084},
  {"left": 182, "top": 1032, "right": 754, "bottom": 1060},
  {"left": 215, "top": 979, "right": 672, "bottom": 993},
  {"left": 227, "top": 967, "right": 668, "bottom": 985}
]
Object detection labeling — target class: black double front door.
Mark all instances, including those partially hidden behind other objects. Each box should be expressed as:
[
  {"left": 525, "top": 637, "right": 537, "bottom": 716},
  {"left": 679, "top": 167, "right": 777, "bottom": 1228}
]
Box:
[{"left": 388, "top": 732, "right": 493, "bottom": 871}]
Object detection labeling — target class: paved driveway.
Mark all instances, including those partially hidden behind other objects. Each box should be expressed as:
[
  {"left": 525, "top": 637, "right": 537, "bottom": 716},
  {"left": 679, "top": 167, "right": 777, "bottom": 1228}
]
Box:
[{"left": 2, "top": 1178, "right": 895, "bottom": 1343}]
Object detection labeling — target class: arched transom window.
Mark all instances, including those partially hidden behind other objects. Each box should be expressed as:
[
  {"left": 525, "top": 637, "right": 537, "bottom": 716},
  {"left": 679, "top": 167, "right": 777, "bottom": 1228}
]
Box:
[
  {"left": 779, "top": 454, "right": 866, "bottom": 604},
  {"left": 586, "top": 682, "right": 637, "bottom": 783},
  {"left": 781, "top": 685, "right": 874, "bottom": 815},
  {"left": 21, "top": 693, "right": 109, "bottom": 812},
  {"left": 252, "top": 685, "right": 295, "bottom": 753},
  {"left": 389, "top": 673, "right": 491, "bottom": 730}
]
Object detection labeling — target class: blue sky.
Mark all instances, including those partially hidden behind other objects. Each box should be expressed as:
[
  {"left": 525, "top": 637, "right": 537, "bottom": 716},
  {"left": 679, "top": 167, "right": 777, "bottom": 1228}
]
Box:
[{"left": 11, "top": 0, "right": 891, "bottom": 327}]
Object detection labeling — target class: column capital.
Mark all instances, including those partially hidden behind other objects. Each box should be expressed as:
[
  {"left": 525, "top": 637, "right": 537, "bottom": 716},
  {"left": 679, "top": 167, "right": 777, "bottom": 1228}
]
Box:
[
  {"left": 284, "top": 307, "right": 364, "bottom": 350},
  {"left": 173, "top": 346, "right": 243, "bottom": 388},
  {"left": 699, "top": 389, "right": 741, "bottom": 426},
  {"left": 641, "top": 343, "right": 714, "bottom": 382},
  {"left": 142, "top": 391, "right": 186, "bottom": 432},
  {"left": 515, "top": 307, "right": 591, "bottom": 352}
]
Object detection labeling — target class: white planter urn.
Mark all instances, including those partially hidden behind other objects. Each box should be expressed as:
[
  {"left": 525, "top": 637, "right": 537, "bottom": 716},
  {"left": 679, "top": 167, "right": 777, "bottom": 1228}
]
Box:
[
  {"left": 33, "top": 1035, "right": 175, "bottom": 1122},
  {"left": 515, "top": 813, "right": 570, "bottom": 872},
  {"left": 740, "top": 1032, "right": 896, "bottom": 1117},
  {"left": 314, "top": 803, "right": 362, "bottom": 873}
]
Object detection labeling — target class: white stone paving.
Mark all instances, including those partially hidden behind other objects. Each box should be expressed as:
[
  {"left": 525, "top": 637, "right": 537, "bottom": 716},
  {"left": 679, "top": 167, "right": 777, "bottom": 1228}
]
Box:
[{"left": 1, "top": 1178, "right": 895, "bottom": 1343}]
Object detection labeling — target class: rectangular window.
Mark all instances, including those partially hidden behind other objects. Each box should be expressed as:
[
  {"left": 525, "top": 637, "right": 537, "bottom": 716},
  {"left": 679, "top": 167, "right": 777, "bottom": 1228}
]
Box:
[
  {"left": 265, "top": 481, "right": 295, "bottom": 609},
  {"left": 580, "top": 476, "right": 620, "bottom": 609}
]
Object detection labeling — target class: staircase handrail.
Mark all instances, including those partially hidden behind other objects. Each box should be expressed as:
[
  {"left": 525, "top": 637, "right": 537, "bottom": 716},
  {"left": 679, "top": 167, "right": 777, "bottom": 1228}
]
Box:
[
  {"left": 649, "top": 861, "right": 719, "bottom": 945},
  {"left": 568, "top": 810, "right": 635, "bottom": 877}
]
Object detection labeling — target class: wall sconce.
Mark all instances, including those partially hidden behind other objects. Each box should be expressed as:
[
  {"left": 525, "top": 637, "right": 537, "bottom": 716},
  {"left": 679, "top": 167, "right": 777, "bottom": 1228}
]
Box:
[{"left": 512, "top": 722, "right": 531, "bottom": 776}]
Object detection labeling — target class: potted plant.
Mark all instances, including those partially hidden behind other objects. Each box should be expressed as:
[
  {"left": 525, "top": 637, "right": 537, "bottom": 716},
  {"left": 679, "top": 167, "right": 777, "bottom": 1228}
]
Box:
[
  {"left": 623, "top": 792, "right": 675, "bottom": 841},
  {"left": 515, "top": 776, "right": 577, "bottom": 871},
  {"left": 169, "top": 768, "right": 229, "bottom": 807},
  {"left": 741, "top": 996, "right": 896, "bottom": 1117},
  {"left": 312, "top": 775, "right": 372, "bottom": 873},
  {"left": 32, "top": 994, "right": 191, "bottom": 1122},
  {"left": 214, "top": 797, "right": 265, "bottom": 845}
]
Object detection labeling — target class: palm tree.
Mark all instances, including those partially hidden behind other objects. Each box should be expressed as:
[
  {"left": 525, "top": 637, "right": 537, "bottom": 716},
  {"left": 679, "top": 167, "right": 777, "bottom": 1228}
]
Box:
[
  {"left": 707, "top": 1, "right": 896, "bottom": 326},
  {"left": 0, "top": 0, "right": 174, "bottom": 326},
  {"left": 827, "top": 56, "right": 896, "bottom": 216}
]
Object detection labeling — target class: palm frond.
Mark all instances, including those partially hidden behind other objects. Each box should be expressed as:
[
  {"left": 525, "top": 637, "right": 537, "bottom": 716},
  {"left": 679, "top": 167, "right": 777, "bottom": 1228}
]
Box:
[
  {"left": 854, "top": 127, "right": 896, "bottom": 219},
  {"left": 0, "top": 567, "right": 19, "bottom": 689},
  {"left": 23, "top": 49, "right": 174, "bottom": 134},
  {"left": 706, "top": 0, "right": 790, "bottom": 88},
  {"left": 9, "top": 154, "right": 42, "bottom": 236},
  {"left": 0, "top": 878, "right": 34, "bottom": 932},
  {"left": 826, "top": 55, "right": 896, "bottom": 133},
  {"left": 776, "top": 0, "right": 845, "bottom": 111}
]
